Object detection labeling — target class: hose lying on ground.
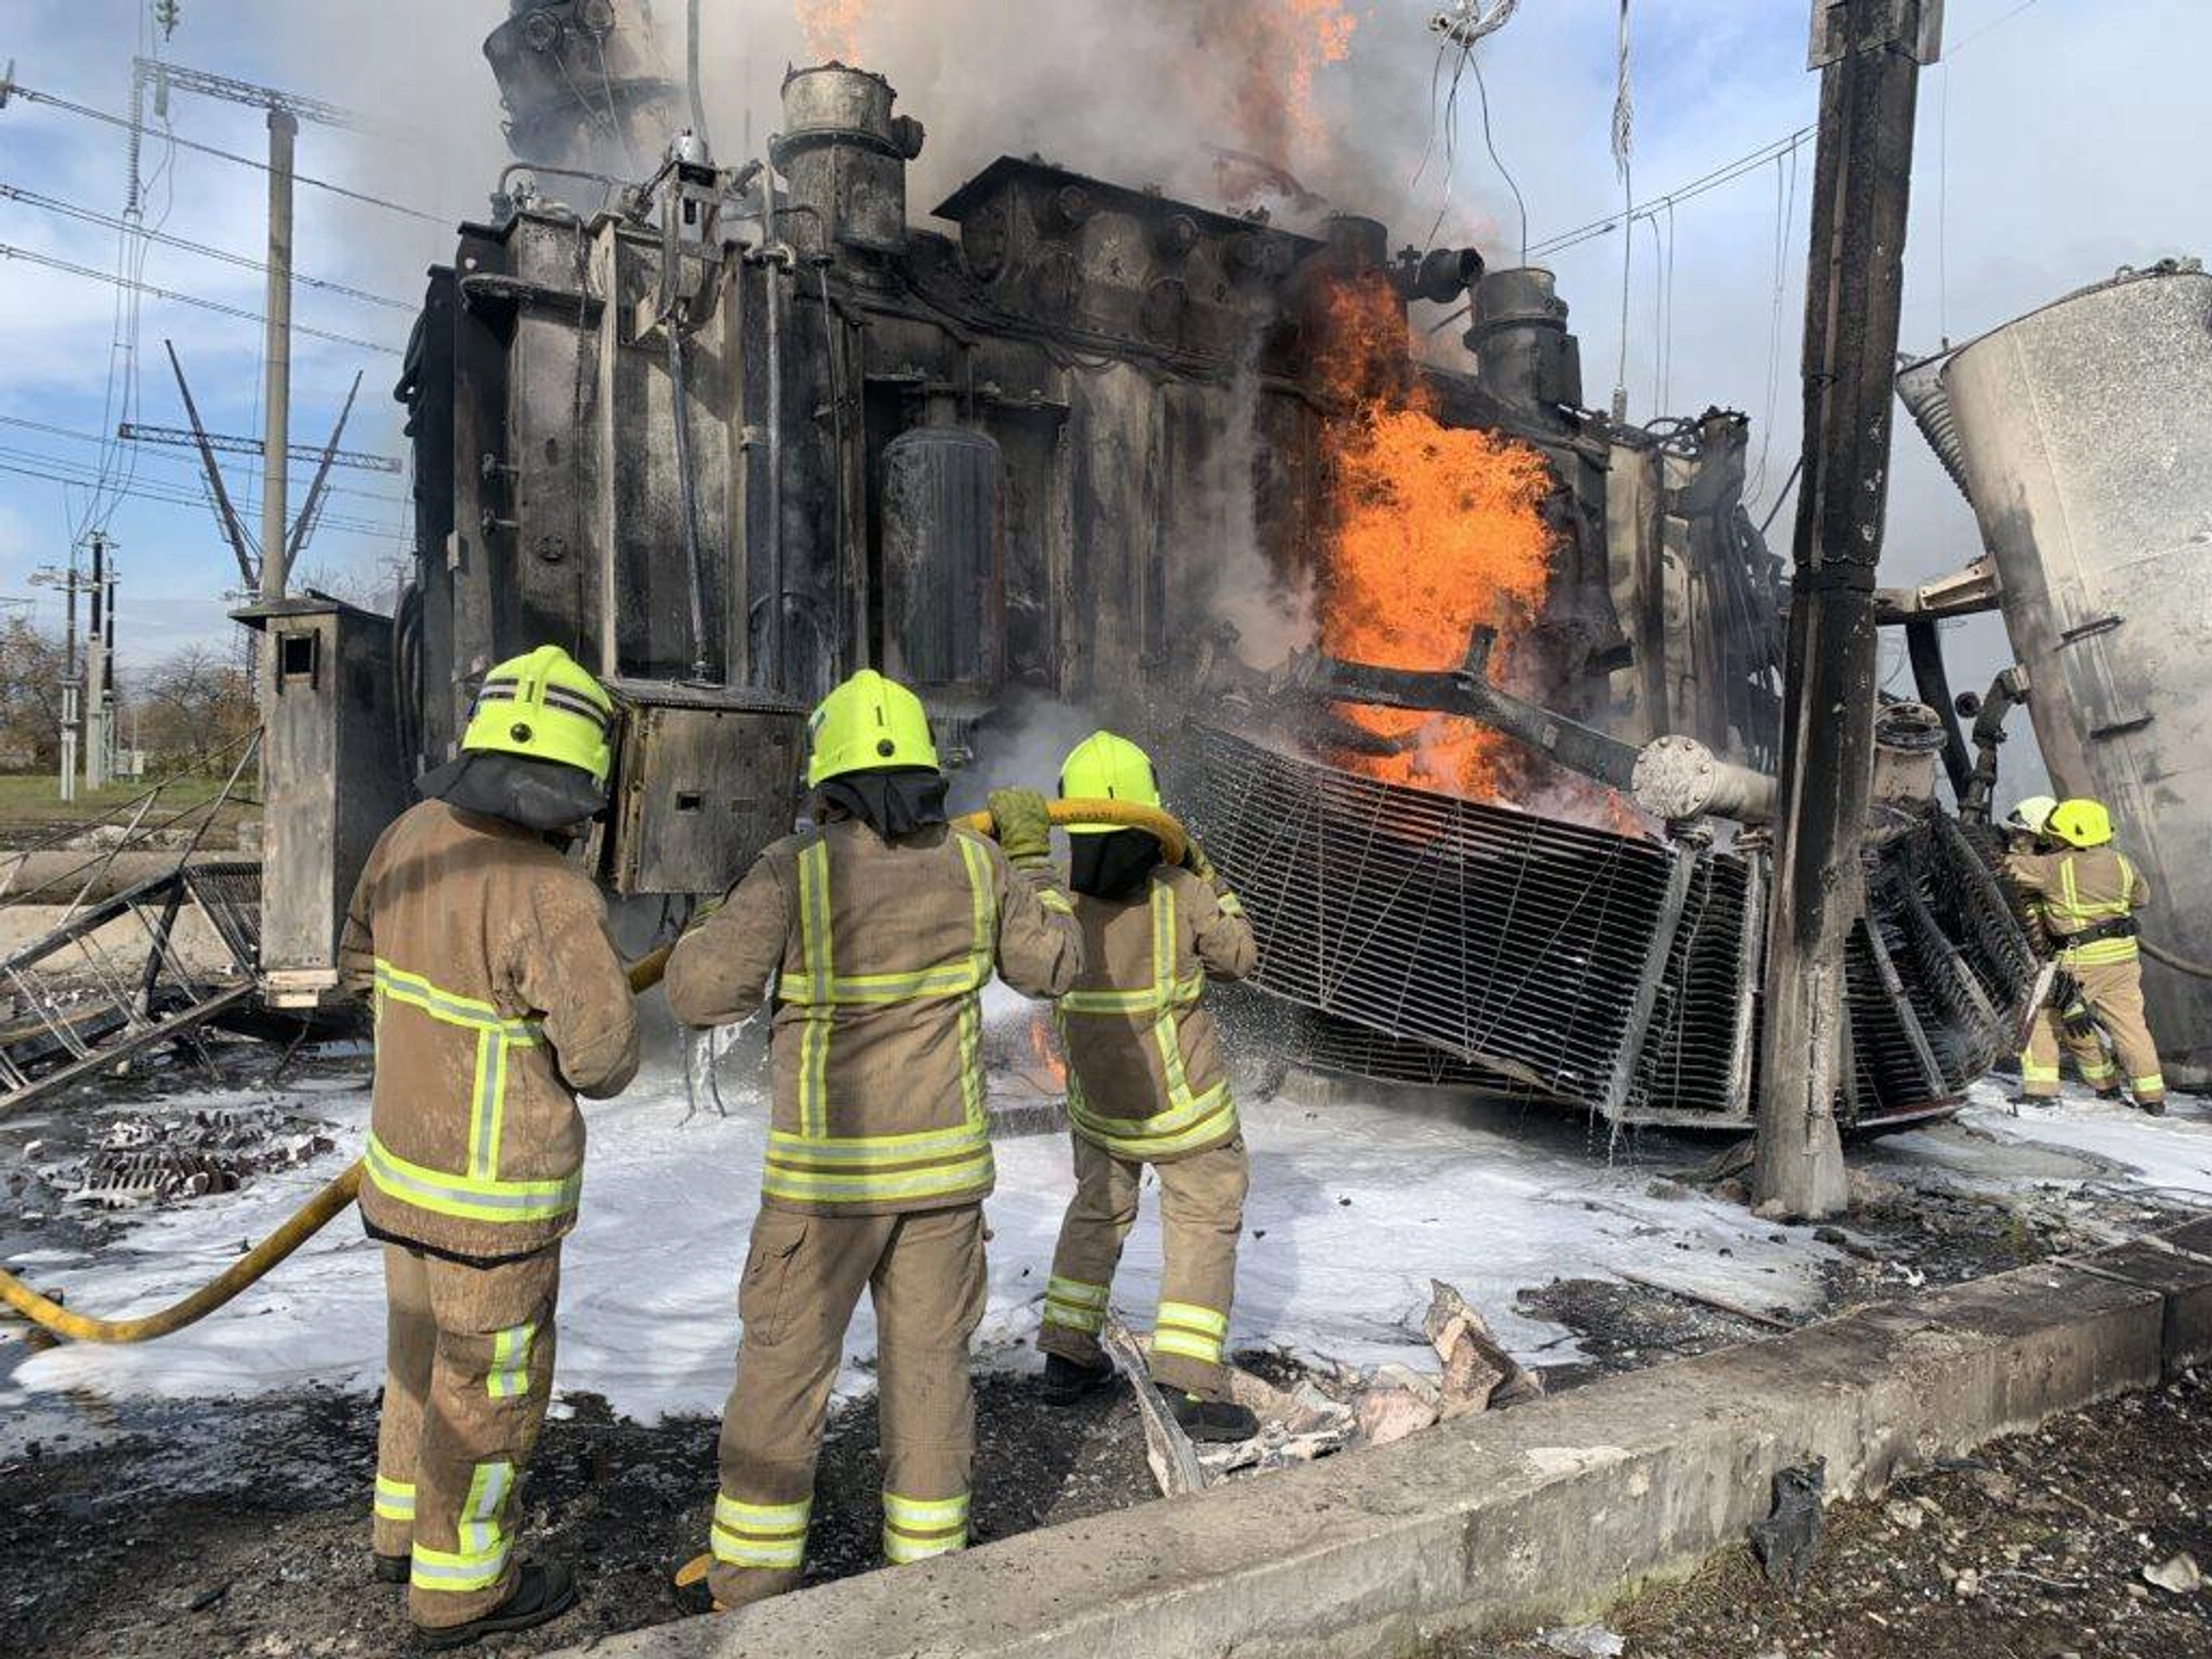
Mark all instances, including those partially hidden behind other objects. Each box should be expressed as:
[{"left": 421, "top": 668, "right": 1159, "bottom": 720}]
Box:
[{"left": 0, "top": 798, "right": 1188, "bottom": 1344}]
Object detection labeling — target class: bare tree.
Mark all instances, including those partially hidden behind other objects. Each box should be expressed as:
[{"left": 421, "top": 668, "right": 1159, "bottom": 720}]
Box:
[
  {"left": 135, "top": 645, "right": 257, "bottom": 778},
  {"left": 0, "top": 618, "right": 69, "bottom": 771}
]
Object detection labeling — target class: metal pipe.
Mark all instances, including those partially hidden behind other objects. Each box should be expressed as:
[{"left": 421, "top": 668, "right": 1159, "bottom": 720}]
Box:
[
  {"left": 757, "top": 168, "right": 791, "bottom": 694},
  {"left": 258, "top": 108, "right": 297, "bottom": 602},
  {"left": 664, "top": 324, "right": 713, "bottom": 682},
  {"left": 686, "top": 0, "right": 710, "bottom": 150},
  {"left": 1903, "top": 615, "right": 1973, "bottom": 798}
]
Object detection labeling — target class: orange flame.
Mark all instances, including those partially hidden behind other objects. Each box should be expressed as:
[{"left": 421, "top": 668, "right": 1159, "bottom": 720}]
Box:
[
  {"left": 797, "top": 0, "right": 867, "bottom": 61},
  {"left": 1178, "top": 0, "right": 1357, "bottom": 176},
  {"left": 1027, "top": 1008, "right": 1068, "bottom": 1092},
  {"left": 1311, "top": 274, "right": 1556, "bottom": 801}
]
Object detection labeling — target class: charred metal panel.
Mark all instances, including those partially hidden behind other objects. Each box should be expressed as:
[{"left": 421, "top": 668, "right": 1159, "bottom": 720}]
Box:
[
  {"left": 880, "top": 424, "right": 1004, "bottom": 694},
  {"left": 237, "top": 600, "right": 408, "bottom": 1002},
  {"left": 603, "top": 683, "right": 804, "bottom": 897}
]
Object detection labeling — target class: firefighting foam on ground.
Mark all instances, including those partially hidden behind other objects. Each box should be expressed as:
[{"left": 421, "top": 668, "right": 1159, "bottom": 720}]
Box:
[{"left": 2, "top": 2, "right": 2210, "bottom": 1656}]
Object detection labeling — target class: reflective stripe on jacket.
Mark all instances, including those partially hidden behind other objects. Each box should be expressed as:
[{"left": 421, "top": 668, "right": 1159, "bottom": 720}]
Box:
[
  {"left": 1057, "top": 866, "right": 1256, "bottom": 1164},
  {"left": 340, "top": 799, "right": 641, "bottom": 1259},
  {"left": 664, "top": 817, "right": 1083, "bottom": 1216},
  {"left": 2005, "top": 846, "right": 2151, "bottom": 968}
]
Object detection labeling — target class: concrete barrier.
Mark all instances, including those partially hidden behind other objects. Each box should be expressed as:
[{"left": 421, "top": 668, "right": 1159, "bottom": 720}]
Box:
[{"left": 560, "top": 1229, "right": 2212, "bottom": 1659}]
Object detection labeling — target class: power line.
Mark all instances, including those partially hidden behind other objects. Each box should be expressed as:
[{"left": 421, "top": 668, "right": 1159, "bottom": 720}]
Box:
[
  {"left": 2, "top": 79, "right": 445, "bottom": 226},
  {"left": 0, "top": 242, "right": 403, "bottom": 355},
  {"left": 0, "top": 451, "right": 410, "bottom": 542},
  {"left": 0, "top": 182, "right": 416, "bottom": 311},
  {"left": 0, "top": 416, "right": 410, "bottom": 508}
]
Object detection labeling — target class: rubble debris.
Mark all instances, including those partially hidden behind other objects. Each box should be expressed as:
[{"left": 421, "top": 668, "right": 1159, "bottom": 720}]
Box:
[
  {"left": 1749, "top": 1460, "right": 1827, "bottom": 1592},
  {"left": 2144, "top": 1552, "right": 2202, "bottom": 1594},
  {"left": 1426, "top": 1279, "right": 1544, "bottom": 1413},
  {"left": 1099, "top": 1314, "right": 1207, "bottom": 1497},
  {"left": 1614, "top": 1269, "right": 1793, "bottom": 1332},
  {"left": 1538, "top": 1625, "right": 1626, "bottom": 1658},
  {"left": 48, "top": 1107, "right": 334, "bottom": 1209}
]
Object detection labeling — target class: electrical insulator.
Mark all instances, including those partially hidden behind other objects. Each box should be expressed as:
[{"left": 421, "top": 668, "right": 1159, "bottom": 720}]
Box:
[{"left": 152, "top": 0, "right": 181, "bottom": 39}]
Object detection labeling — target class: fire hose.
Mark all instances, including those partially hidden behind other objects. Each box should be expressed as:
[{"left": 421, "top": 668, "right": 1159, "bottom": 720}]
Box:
[{"left": 0, "top": 798, "right": 1185, "bottom": 1345}]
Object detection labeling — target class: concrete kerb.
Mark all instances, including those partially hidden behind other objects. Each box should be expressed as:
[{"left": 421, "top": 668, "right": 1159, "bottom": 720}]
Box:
[{"left": 558, "top": 1234, "right": 2211, "bottom": 1659}]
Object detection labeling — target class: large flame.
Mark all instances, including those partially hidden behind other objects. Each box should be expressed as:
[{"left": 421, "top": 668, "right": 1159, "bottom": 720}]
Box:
[
  {"left": 1312, "top": 275, "right": 1555, "bottom": 800},
  {"left": 797, "top": 0, "right": 868, "bottom": 60}
]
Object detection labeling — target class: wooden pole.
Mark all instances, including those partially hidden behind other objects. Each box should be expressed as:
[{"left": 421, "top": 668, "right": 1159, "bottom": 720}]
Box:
[{"left": 1753, "top": 0, "right": 1942, "bottom": 1219}]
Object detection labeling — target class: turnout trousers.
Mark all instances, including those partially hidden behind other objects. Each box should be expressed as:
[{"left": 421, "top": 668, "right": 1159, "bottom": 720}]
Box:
[
  {"left": 372, "top": 1243, "right": 560, "bottom": 1630},
  {"left": 708, "top": 1204, "right": 987, "bottom": 1611},
  {"left": 2021, "top": 961, "right": 2166, "bottom": 1106},
  {"left": 1038, "top": 1132, "right": 1249, "bottom": 1397}
]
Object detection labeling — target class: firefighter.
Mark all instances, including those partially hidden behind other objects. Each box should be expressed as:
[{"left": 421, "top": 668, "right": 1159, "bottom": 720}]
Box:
[
  {"left": 2006, "top": 797, "right": 2167, "bottom": 1115},
  {"left": 2001, "top": 793, "right": 2067, "bottom": 1103},
  {"left": 664, "top": 669, "right": 1082, "bottom": 1612},
  {"left": 1035, "top": 732, "right": 1262, "bottom": 1443},
  {"left": 341, "top": 645, "right": 640, "bottom": 1648}
]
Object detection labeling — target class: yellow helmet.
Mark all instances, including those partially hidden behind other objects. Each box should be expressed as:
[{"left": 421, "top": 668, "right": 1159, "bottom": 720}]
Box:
[
  {"left": 807, "top": 669, "right": 938, "bottom": 786},
  {"left": 1058, "top": 731, "right": 1162, "bottom": 835},
  {"left": 2005, "top": 793, "right": 2059, "bottom": 836},
  {"left": 461, "top": 645, "right": 615, "bottom": 785},
  {"left": 2046, "top": 797, "right": 2113, "bottom": 849}
]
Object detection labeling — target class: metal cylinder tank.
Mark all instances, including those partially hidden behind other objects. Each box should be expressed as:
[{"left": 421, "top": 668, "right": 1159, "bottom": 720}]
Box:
[
  {"left": 880, "top": 422, "right": 1004, "bottom": 694},
  {"left": 1466, "top": 266, "right": 1583, "bottom": 416},
  {"left": 1940, "top": 260, "right": 2212, "bottom": 1083},
  {"left": 483, "top": 0, "right": 683, "bottom": 174},
  {"left": 772, "top": 64, "right": 923, "bottom": 257}
]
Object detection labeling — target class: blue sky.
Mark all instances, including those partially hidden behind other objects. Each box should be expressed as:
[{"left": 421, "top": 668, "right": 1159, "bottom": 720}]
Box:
[{"left": 1, "top": 0, "right": 2206, "bottom": 688}]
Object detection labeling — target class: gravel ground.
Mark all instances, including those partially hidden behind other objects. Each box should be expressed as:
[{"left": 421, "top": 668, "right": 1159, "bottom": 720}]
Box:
[
  {"left": 1434, "top": 1370, "right": 2212, "bottom": 1659},
  {"left": 0, "top": 1369, "right": 1157, "bottom": 1657}
]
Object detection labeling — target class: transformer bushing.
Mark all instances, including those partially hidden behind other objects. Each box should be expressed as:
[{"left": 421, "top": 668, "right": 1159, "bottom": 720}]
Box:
[
  {"left": 772, "top": 64, "right": 925, "bottom": 258},
  {"left": 483, "top": 0, "right": 683, "bottom": 173},
  {"left": 1466, "top": 266, "right": 1582, "bottom": 416}
]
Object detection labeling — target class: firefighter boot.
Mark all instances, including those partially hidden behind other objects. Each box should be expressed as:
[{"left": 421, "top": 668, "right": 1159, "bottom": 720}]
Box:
[
  {"left": 1160, "top": 1384, "right": 1259, "bottom": 1443},
  {"left": 373, "top": 1553, "right": 409, "bottom": 1585},
  {"left": 419, "top": 1560, "right": 577, "bottom": 1651},
  {"left": 1039, "top": 1352, "right": 1115, "bottom": 1405}
]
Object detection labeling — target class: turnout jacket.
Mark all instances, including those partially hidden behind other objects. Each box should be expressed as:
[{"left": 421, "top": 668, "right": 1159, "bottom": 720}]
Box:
[
  {"left": 664, "top": 817, "right": 1083, "bottom": 1216},
  {"left": 1058, "top": 866, "right": 1257, "bottom": 1164},
  {"left": 2005, "top": 846, "right": 2152, "bottom": 967},
  {"left": 340, "top": 799, "right": 641, "bottom": 1260}
]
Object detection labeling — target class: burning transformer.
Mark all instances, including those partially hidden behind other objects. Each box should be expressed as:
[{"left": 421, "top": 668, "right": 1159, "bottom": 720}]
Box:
[{"left": 237, "top": 3, "right": 2029, "bottom": 1135}]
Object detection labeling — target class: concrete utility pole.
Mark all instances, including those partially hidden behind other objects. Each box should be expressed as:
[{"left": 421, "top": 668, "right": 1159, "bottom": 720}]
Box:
[
  {"left": 29, "top": 550, "right": 86, "bottom": 803},
  {"left": 259, "top": 106, "right": 298, "bottom": 604},
  {"left": 1753, "top": 0, "right": 1943, "bottom": 1218},
  {"left": 83, "top": 532, "right": 115, "bottom": 791}
]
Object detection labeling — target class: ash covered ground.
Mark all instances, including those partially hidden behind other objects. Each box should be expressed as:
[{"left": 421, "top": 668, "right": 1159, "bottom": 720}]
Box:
[{"left": 3, "top": 1002, "right": 2209, "bottom": 1656}]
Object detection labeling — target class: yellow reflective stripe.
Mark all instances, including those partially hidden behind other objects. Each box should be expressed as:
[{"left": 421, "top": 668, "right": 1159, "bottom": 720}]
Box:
[
  {"left": 766, "top": 1122, "right": 991, "bottom": 1164},
  {"left": 884, "top": 1491, "right": 969, "bottom": 1564},
  {"left": 1152, "top": 1327, "right": 1224, "bottom": 1364},
  {"left": 761, "top": 1150, "right": 994, "bottom": 1206},
  {"left": 372, "top": 960, "right": 538, "bottom": 1040},
  {"left": 487, "top": 1320, "right": 537, "bottom": 1401},
  {"left": 364, "top": 1131, "right": 581, "bottom": 1225},
  {"left": 2134, "top": 1074, "right": 2167, "bottom": 1094},
  {"left": 373, "top": 1475, "right": 416, "bottom": 1521},
  {"left": 2059, "top": 938, "right": 2139, "bottom": 966},
  {"left": 414, "top": 1462, "right": 513, "bottom": 1592},
  {"left": 797, "top": 842, "right": 833, "bottom": 1139},
  {"left": 2018, "top": 1057, "right": 2061, "bottom": 1083},
  {"left": 2054, "top": 855, "right": 2132, "bottom": 923},
  {"left": 712, "top": 1494, "right": 810, "bottom": 1568},
  {"left": 1044, "top": 1274, "right": 1109, "bottom": 1332},
  {"left": 2079, "top": 1059, "right": 2117, "bottom": 1081},
  {"left": 1047, "top": 1274, "right": 1109, "bottom": 1307},
  {"left": 1039, "top": 887, "right": 1074, "bottom": 916},
  {"left": 1068, "top": 1085, "right": 1236, "bottom": 1160},
  {"left": 1062, "top": 986, "right": 1157, "bottom": 1014},
  {"left": 1216, "top": 890, "right": 1245, "bottom": 918},
  {"left": 1042, "top": 1300, "right": 1103, "bottom": 1333},
  {"left": 1156, "top": 1300, "right": 1227, "bottom": 1338}
]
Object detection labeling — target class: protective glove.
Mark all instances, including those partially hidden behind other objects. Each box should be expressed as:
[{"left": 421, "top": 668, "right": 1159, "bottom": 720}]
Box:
[
  {"left": 2056, "top": 976, "right": 2100, "bottom": 1042},
  {"left": 988, "top": 787, "right": 1053, "bottom": 866},
  {"left": 1180, "top": 835, "right": 1217, "bottom": 882}
]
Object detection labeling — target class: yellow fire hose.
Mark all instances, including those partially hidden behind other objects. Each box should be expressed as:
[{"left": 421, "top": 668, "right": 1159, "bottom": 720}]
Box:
[{"left": 0, "top": 798, "right": 1186, "bottom": 1345}]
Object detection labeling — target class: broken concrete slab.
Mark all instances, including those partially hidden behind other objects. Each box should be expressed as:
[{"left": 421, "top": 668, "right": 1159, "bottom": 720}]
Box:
[{"left": 555, "top": 1244, "right": 2172, "bottom": 1659}]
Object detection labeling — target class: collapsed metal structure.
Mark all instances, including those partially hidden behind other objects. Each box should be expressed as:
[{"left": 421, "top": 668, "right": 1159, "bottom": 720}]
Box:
[{"left": 1195, "top": 724, "right": 2035, "bottom": 1131}]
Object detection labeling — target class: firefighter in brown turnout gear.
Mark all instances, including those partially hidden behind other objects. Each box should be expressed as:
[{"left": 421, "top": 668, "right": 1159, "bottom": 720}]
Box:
[
  {"left": 2007, "top": 797, "right": 2167, "bottom": 1115},
  {"left": 1036, "top": 732, "right": 1262, "bottom": 1442},
  {"left": 664, "top": 669, "right": 1082, "bottom": 1611},
  {"left": 341, "top": 645, "right": 639, "bottom": 1647}
]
